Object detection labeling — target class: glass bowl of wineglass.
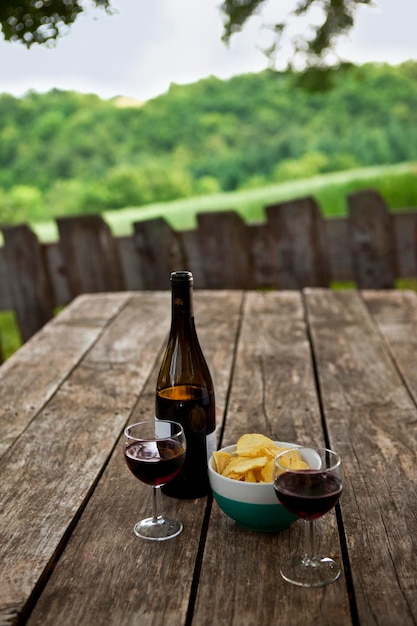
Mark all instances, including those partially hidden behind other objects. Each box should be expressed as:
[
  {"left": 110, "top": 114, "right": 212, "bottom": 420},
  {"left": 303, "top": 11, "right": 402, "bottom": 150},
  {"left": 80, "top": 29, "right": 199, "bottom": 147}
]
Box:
[
  {"left": 124, "top": 420, "right": 186, "bottom": 541},
  {"left": 274, "top": 447, "right": 343, "bottom": 587}
]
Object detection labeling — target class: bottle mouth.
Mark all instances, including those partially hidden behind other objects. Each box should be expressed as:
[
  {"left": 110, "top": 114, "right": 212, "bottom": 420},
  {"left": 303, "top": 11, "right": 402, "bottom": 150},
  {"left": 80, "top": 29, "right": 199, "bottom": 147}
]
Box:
[{"left": 170, "top": 271, "right": 193, "bottom": 286}]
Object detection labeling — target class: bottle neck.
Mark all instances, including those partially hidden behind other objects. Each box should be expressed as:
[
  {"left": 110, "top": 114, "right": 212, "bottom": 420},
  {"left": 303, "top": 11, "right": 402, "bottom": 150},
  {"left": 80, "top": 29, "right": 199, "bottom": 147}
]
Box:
[{"left": 171, "top": 284, "right": 194, "bottom": 321}]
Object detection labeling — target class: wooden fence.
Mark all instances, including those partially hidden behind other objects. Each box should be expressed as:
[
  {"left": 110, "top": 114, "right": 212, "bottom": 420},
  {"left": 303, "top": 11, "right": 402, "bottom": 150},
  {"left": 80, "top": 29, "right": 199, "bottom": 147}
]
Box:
[{"left": 1, "top": 188, "right": 417, "bottom": 348}]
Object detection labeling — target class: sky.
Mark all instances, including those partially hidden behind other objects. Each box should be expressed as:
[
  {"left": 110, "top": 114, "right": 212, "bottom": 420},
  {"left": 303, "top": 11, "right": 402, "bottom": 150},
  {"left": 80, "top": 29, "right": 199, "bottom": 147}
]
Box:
[{"left": 0, "top": 0, "right": 416, "bottom": 103}]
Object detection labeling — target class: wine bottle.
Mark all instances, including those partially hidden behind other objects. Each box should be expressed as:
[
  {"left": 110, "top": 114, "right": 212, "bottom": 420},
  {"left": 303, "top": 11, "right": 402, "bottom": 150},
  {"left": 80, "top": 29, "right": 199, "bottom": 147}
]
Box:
[{"left": 155, "top": 271, "right": 216, "bottom": 498}]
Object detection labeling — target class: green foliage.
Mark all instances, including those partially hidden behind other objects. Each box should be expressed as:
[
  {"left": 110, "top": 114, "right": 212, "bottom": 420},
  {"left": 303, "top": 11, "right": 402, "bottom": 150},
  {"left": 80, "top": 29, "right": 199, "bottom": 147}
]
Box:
[
  {"left": 0, "top": 184, "right": 46, "bottom": 224},
  {"left": 273, "top": 152, "right": 328, "bottom": 181},
  {"left": 272, "top": 151, "right": 361, "bottom": 182},
  {"left": 0, "top": 1, "right": 110, "bottom": 47},
  {"left": 221, "top": 1, "right": 374, "bottom": 75},
  {"left": 0, "top": 63, "right": 417, "bottom": 226},
  {"left": 45, "top": 179, "right": 110, "bottom": 216},
  {"left": 105, "top": 159, "right": 195, "bottom": 208},
  {"left": 193, "top": 176, "right": 222, "bottom": 195},
  {"left": 0, "top": 311, "right": 22, "bottom": 360}
]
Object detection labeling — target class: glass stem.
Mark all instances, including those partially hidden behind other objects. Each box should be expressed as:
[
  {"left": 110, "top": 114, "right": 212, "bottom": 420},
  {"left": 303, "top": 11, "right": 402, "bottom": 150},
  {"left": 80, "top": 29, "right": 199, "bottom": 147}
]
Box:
[
  {"left": 152, "top": 486, "right": 163, "bottom": 523},
  {"left": 302, "top": 520, "right": 315, "bottom": 566}
]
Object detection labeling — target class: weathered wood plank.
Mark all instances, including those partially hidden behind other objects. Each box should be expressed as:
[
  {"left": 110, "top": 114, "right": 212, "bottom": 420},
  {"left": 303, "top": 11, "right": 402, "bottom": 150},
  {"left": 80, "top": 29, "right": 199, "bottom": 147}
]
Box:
[
  {"left": 57, "top": 215, "right": 125, "bottom": 297},
  {"left": 220, "top": 291, "right": 324, "bottom": 445},
  {"left": 133, "top": 217, "right": 187, "bottom": 289},
  {"left": 193, "top": 292, "right": 350, "bottom": 626},
  {"left": 25, "top": 292, "right": 243, "bottom": 626},
  {"left": 325, "top": 210, "right": 417, "bottom": 284},
  {"left": 250, "top": 222, "right": 273, "bottom": 287},
  {"left": 393, "top": 211, "right": 417, "bottom": 278},
  {"left": 348, "top": 190, "right": 397, "bottom": 288},
  {"left": 305, "top": 288, "right": 417, "bottom": 626},
  {"left": 1, "top": 224, "right": 55, "bottom": 341},
  {"left": 43, "top": 241, "right": 72, "bottom": 307},
  {"left": 363, "top": 289, "right": 417, "bottom": 406},
  {"left": 181, "top": 229, "right": 205, "bottom": 287},
  {"left": 0, "top": 292, "right": 172, "bottom": 624},
  {"left": 0, "top": 245, "right": 13, "bottom": 310},
  {"left": 116, "top": 234, "right": 146, "bottom": 290},
  {"left": 197, "top": 211, "right": 254, "bottom": 288},
  {"left": 326, "top": 217, "right": 355, "bottom": 283},
  {"left": 0, "top": 292, "right": 132, "bottom": 459},
  {"left": 265, "top": 197, "right": 330, "bottom": 288}
]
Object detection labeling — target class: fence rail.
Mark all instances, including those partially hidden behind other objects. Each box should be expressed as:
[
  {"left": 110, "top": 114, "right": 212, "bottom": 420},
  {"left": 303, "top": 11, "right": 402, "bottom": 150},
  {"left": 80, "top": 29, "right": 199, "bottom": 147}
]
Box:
[{"left": 1, "top": 188, "right": 417, "bottom": 350}]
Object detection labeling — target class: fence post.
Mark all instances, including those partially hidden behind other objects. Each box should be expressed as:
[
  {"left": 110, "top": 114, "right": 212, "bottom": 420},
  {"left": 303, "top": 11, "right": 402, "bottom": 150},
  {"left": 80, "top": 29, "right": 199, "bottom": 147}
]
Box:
[
  {"left": 56, "top": 215, "right": 125, "bottom": 297},
  {"left": 196, "top": 211, "right": 254, "bottom": 288},
  {"left": 348, "top": 189, "right": 397, "bottom": 288},
  {"left": 265, "top": 196, "right": 330, "bottom": 288},
  {"left": 2, "top": 224, "right": 54, "bottom": 342},
  {"left": 133, "top": 218, "right": 187, "bottom": 289}
]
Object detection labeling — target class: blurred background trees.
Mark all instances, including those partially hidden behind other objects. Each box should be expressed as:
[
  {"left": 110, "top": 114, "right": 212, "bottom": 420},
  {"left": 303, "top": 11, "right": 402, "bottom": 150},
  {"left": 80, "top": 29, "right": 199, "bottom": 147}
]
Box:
[{"left": 0, "top": 61, "right": 416, "bottom": 225}]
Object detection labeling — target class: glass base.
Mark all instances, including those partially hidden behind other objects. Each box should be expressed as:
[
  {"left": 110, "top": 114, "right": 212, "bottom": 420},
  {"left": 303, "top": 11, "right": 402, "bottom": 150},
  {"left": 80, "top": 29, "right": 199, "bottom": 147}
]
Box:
[
  {"left": 280, "top": 555, "right": 341, "bottom": 588},
  {"left": 133, "top": 517, "right": 183, "bottom": 541}
]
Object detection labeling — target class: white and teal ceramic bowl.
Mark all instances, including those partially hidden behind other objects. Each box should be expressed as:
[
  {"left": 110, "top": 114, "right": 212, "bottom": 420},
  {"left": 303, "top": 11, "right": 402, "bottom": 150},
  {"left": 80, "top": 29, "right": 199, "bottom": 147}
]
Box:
[{"left": 209, "top": 441, "right": 309, "bottom": 533}]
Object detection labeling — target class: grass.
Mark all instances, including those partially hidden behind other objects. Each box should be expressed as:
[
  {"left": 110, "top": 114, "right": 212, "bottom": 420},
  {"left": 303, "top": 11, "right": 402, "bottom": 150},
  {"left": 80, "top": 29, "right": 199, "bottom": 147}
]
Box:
[
  {"left": 0, "top": 310, "right": 23, "bottom": 361},
  {"left": 30, "top": 161, "right": 417, "bottom": 241},
  {"left": 85, "top": 161, "right": 417, "bottom": 233}
]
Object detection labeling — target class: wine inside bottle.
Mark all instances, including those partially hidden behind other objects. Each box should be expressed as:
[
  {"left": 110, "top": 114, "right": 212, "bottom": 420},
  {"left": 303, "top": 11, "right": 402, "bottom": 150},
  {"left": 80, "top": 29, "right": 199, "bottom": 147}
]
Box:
[{"left": 155, "top": 271, "right": 216, "bottom": 498}]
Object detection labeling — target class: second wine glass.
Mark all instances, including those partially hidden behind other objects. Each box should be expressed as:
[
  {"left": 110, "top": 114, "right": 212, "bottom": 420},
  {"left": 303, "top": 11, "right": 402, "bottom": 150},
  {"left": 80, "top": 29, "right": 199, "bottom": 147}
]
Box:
[
  {"left": 274, "top": 447, "right": 343, "bottom": 587},
  {"left": 124, "top": 420, "right": 186, "bottom": 541}
]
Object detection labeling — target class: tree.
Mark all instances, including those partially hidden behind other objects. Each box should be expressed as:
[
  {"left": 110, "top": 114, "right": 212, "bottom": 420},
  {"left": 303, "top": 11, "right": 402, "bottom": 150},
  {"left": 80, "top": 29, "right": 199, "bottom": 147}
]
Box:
[
  {"left": 0, "top": 0, "right": 110, "bottom": 47},
  {"left": 1, "top": 0, "right": 373, "bottom": 71},
  {"left": 221, "top": 1, "right": 374, "bottom": 71}
]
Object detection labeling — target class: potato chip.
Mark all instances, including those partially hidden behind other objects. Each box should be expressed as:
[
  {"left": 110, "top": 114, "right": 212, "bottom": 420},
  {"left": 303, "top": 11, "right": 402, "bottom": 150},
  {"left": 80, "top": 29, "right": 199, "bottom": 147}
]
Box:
[
  {"left": 212, "top": 450, "right": 232, "bottom": 474},
  {"left": 225, "top": 471, "right": 242, "bottom": 480},
  {"left": 212, "top": 433, "right": 310, "bottom": 483},
  {"left": 276, "top": 449, "right": 309, "bottom": 470},
  {"left": 223, "top": 455, "right": 268, "bottom": 477},
  {"left": 236, "top": 433, "right": 276, "bottom": 456},
  {"left": 244, "top": 470, "right": 257, "bottom": 482},
  {"left": 260, "top": 458, "right": 275, "bottom": 482}
]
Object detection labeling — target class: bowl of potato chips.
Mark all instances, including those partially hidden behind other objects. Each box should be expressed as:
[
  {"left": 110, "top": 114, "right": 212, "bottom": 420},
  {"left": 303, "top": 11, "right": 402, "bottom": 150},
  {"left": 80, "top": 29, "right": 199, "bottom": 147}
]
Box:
[{"left": 209, "top": 434, "right": 310, "bottom": 533}]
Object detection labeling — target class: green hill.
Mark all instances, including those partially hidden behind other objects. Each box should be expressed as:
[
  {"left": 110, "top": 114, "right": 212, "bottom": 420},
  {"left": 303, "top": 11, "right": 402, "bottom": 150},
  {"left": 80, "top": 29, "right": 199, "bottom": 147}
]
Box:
[{"left": 1, "top": 61, "right": 417, "bottom": 226}]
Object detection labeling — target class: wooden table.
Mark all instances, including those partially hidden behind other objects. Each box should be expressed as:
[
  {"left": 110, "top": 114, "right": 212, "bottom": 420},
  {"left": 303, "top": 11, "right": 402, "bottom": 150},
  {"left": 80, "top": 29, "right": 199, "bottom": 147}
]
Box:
[{"left": 1, "top": 289, "right": 416, "bottom": 626}]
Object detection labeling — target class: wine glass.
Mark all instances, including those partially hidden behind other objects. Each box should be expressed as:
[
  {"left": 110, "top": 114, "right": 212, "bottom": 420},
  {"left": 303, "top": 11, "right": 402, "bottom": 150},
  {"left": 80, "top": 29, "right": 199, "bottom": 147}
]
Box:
[
  {"left": 274, "top": 447, "right": 343, "bottom": 587},
  {"left": 124, "top": 420, "right": 186, "bottom": 541}
]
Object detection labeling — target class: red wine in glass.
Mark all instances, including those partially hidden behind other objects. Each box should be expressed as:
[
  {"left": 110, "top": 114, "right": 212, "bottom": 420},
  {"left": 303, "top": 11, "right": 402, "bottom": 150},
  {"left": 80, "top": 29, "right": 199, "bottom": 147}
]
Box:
[
  {"left": 274, "top": 447, "right": 343, "bottom": 587},
  {"left": 124, "top": 420, "right": 186, "bottom": 541},
  {"left": 274, "top": 471, "right": 342, "bottom": 520},
  {"left": 125, "top": 439, "right": 185, "bottom": 486}
]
